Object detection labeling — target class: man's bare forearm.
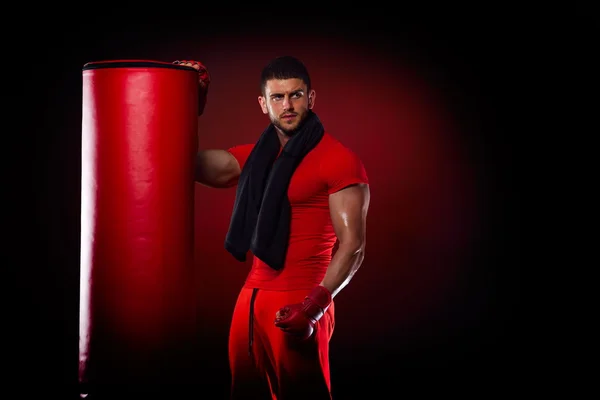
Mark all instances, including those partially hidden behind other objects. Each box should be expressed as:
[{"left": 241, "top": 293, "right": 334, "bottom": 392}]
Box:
[{"left": 320, "top": 242, "right": 365, "bottom": 298}]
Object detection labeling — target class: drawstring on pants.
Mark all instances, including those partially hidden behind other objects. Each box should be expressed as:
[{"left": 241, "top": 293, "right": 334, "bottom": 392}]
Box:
[{"left": 248, "top": 288, "right": 259, "bottom": 358}]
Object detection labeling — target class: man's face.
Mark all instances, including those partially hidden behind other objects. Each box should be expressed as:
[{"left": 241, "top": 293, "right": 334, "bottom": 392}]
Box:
[{"left": 258, "top": 78, "right": 315, "bottom": 135}]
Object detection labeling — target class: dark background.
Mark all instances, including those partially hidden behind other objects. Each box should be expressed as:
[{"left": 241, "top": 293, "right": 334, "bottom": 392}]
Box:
[{"left": 8, "top": 4, "right": 578, "bottom": 399}]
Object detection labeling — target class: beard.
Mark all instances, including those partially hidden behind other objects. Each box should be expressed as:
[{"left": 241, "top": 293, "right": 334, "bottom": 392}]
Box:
[{"left": 270, "top": 110, "right": 309, "bottom": 137}]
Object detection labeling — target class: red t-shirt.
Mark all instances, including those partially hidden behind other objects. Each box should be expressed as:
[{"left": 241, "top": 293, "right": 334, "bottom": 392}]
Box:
[{"left": 228, "top": 132, "right": 368, "bottom": 291}]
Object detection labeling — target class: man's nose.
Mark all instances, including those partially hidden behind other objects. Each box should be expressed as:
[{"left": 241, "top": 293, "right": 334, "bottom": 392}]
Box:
[{"left": 282, "top": 96, "right": 293, "bottom": 110}]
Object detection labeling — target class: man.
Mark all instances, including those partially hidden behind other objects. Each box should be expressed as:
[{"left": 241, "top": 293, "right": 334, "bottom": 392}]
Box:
[{"left": 174, "top": 56, "right": 370, "bottom": 399}]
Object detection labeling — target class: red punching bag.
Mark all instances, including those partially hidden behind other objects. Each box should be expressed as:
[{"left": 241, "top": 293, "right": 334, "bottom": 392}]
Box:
[{"left": 79, "top": 60, "right": 199, "bottom": 395}]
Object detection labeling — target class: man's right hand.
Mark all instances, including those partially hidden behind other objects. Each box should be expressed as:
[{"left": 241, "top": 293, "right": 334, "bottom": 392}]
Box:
[{"left": 173, "top": 60, "right": 210, "bottom": 116}]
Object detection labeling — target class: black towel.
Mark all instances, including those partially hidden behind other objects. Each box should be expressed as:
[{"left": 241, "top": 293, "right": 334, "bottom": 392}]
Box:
[{"left": 224, "top": 110, "right": 325, "bottom": 270}]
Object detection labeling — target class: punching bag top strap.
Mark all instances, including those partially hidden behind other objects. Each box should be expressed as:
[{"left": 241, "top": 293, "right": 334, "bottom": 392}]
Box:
[{"left": 82, "top": 60, "right": 194, "bottom": 71}]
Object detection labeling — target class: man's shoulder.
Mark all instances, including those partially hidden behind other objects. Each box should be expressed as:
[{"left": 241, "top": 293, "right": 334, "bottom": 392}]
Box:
[
  {"left": 228, "top": 143, "right": 255, "bottom": 152},
  {"left": 314, "top": 132, "right": 369, "bottom": 188},
  {"left": 227, "top": 143, "right": 255, "bottom": 159}
]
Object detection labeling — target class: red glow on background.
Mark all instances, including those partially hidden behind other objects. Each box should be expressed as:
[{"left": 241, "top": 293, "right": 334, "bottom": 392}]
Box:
[
  {"left": 184, "top": 35, "right": 479, "bottom": 349},
  {"left": 16, "top": 11, "right": 528, "bottom": 395}
]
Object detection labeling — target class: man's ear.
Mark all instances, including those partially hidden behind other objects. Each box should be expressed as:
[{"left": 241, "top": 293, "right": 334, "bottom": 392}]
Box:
[
  {"left": 308, "top": 90, "right": 316, "bottom": 110},
  {"left": 258, "top": 96, "right": 268, "bottom": 114}
]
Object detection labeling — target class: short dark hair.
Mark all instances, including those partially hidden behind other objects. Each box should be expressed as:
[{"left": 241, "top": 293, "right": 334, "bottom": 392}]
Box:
[{"left": 260, "top": 56, "right": 311, "bottom": 96}]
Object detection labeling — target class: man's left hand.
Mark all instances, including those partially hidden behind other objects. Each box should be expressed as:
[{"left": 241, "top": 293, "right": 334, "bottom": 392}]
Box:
[
  {"left": 173, "top": 59, "right": 210, "bottom": 116},
  {"left": 274, "top": 285, "right": 332, "bottom": 340}
]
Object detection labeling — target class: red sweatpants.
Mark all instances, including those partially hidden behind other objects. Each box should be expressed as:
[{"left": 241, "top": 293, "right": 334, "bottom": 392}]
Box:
[{"left": 228, "top": 287, "right": 335, "bottom": 400}]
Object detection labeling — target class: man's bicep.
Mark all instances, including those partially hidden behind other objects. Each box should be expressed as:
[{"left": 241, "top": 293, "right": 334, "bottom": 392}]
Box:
[
  {"left": 328, "top": 183, "right": 370, "bottom": 244},
  {"left": 225, "top": 143, "right": 254, "bottom": 186}
]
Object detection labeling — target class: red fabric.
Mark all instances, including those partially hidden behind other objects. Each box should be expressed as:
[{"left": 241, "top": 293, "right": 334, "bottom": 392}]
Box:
[
  {"left": 229, "top": 287, "right": 335, "bottom": 399},
  {"left": 228, "top": 133, "right": 369, "bottom": 291}
]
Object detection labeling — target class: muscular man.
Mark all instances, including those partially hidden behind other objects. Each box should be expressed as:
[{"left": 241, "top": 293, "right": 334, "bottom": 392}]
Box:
[{"left": 175, "top": 56, "right": 370, "bottom": 399}]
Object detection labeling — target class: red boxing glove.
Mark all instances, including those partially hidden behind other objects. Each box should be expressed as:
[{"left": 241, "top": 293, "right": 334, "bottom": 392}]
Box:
[
  {"left": 274, "top": 285, "right": 332, "bottom": 340},
  {"left": 173, "top": 59, "right": 210, "bottom": 116}
]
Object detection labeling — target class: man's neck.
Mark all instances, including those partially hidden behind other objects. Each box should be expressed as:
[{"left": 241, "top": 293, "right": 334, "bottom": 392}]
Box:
[{"left": 275, "top": 128, "right": 291, "bottom": 147}]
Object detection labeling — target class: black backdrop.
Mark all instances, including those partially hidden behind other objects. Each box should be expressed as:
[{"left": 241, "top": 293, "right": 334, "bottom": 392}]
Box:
[{"left": 7, "top": 4, "right": 578, "bottom": 399}]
